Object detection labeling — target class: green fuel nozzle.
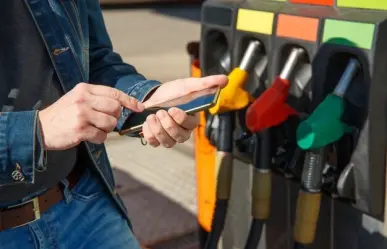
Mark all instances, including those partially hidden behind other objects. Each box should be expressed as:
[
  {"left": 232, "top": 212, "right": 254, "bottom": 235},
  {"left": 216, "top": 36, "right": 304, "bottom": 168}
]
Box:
[{"left": 297, "top": 58, "right": 360, "bottom": 150}]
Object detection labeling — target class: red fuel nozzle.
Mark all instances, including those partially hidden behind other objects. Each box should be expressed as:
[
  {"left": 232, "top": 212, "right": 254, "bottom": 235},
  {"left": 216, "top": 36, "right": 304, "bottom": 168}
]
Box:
[
  {"left": 246, "top": 77, "right": 297, "bottom": 132},
  {"left": 245, "top": 48, "right": 304, "bottom": 133}
]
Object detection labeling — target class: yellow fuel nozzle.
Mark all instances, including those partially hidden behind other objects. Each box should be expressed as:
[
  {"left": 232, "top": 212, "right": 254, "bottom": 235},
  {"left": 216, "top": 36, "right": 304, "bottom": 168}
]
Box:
[{"left": 209, "top": 40, "right": 261, "bottom": 115}]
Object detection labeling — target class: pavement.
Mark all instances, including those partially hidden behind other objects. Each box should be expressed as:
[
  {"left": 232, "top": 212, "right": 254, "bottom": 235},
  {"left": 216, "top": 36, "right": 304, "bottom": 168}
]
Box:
[
  {"left": 102, "top": 4, "right": 201, "bottom": 82},
  {"left": 102, "top": 4, "right": 202, "bottom": 247}
]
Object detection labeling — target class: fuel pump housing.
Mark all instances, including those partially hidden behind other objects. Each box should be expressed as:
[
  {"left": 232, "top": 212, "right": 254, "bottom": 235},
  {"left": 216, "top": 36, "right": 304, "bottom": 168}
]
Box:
[{"left": 196, "top": 0, "right": 387, "bottom": 248}]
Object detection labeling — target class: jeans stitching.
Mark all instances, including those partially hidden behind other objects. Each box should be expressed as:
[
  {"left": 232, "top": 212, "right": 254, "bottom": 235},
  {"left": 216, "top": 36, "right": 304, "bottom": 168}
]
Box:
[
  {"left": 28, "top": 224, "right": 43, "bottom": 249},
  {"left": 47, "top": 210, "right": 59, "bottom": 249}
]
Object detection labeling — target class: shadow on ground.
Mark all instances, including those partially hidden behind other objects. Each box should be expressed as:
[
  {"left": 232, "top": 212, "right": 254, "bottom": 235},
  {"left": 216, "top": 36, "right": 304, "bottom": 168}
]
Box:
[
  {"left": 101, "top": 3, "right": 202, "bottom": 22},
  {"left": 112, "top": 167, "right": 199, "bottom": 249}
]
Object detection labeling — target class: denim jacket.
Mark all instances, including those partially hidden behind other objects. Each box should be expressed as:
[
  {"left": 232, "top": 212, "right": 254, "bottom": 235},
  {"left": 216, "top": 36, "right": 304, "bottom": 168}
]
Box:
[{"left": 0, "top": 0, "right": 160, "bottom": 225}]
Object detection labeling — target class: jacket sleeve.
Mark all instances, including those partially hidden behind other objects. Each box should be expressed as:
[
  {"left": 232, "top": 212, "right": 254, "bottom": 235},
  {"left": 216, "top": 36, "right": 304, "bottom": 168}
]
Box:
[
  {"left": 86, "top": 0, "right": 161, "bottom": 132},
  {"left": 0, "top": 111, "right": 45, "bottom": 186}
]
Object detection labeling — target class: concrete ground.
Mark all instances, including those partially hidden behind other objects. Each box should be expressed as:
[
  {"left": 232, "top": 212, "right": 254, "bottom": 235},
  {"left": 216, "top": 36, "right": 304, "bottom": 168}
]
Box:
[
  {"left": 102, "top": 4, "right": 201, "bottom": 82},
  {"left": 102, "top": 4, "right": 202, "bottom": 247}
]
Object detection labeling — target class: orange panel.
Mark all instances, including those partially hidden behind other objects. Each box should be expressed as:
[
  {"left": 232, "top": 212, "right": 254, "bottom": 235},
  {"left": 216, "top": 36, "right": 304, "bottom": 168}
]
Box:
[
  {"left": 191, "top": 61, "right": 216, "bottom": 232},
  {"left": 276, "top": 14, "right": 319, "bottom": 42},
  {"left": 289, "top": 0, "right": 334, "bottom": 6},
  {"left": 195, "top": 112, "right": 216, "bottom": 232},
  {"left": 191, "top": 59, "right": 201, "bottom": 78}
]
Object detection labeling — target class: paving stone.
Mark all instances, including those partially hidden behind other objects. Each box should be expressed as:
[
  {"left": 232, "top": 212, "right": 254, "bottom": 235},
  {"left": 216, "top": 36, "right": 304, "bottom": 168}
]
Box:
[
  {"left": 105, "top": 133, "right": 198, "bottom": 247},
  {"left": 106, "top": 134, "right": 197, "bottom": 214},
  {"left": 112, "top": 167, "right": 147, "bottom": 195},
  {"left": 121, "top": 187, "right": 198, "bottom": 245}
]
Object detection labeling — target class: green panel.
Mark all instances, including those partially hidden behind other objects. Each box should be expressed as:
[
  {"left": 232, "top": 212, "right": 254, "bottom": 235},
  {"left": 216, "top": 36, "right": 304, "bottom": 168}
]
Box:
[
  {"left": 337, "top": 0, "right": 387, "bottom": 10},
  {"left": 271, "top": 0, "right": 286, "bottom": 1},
  {"left": 322, "top": 19, "right": 375, "bottom": 50}
]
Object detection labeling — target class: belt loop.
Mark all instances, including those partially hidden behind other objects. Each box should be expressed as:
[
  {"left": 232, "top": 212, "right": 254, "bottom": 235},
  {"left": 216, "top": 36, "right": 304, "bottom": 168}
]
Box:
[{"left": 60, "top": 178, "right": 73, "bottom": 204}]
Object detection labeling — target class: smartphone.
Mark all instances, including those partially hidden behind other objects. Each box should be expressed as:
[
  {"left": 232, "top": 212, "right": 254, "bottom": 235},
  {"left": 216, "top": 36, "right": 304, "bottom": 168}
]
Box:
[{"left": 118, "top": 86, "right": 221, "bottom": 135}]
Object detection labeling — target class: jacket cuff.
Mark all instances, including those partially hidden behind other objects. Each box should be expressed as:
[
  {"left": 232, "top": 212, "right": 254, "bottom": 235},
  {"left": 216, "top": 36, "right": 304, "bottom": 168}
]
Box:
[
  {"left": 35, "top": 112, "right": 47, "bottom": 172},
  {"left": 115, "top": 79, "right": 161, "bottom": 131},
  {"left": 0, "top": 111, "right": 39, "bottom": 185}
]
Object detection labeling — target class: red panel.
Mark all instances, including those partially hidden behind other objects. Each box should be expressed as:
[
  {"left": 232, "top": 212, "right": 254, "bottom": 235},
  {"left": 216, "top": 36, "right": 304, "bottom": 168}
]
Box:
[{"left": 289, "top": 0, "right": 334, "bottom": 6}]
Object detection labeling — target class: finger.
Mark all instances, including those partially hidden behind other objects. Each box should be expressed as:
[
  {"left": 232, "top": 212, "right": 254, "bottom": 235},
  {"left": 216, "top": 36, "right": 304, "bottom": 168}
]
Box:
[
  {"left": 146, "top": 114, "right": 176, "bottom": 148},
  {"left": 142, "top": 121, "right": 160, "bottom": 147},
  {"left": 86, "top": 94, "right": 121, "bottom": 119},
  {"left": 156, "top": 110, "right": 190, "bottom": 143},
  {"left": 168, "top": 107, "right": 199, "bottom": 130},
  {"left": 86, "top": 109, "right": 118, "bottom": 133},
  {"left": 144, "top": 87, "right": 218, "bottom": 110},
  {"left": 197, "top": 75, "right": 228, "bottom": 90},
  {"left": 169, "top": 75, "right": 228, "bottom": 93},
  {"left": 87, "top": 84, "right": 144, "bottom": 112},
  {"left": 81, "top": 126, "right": 108, "bottom": 144}
]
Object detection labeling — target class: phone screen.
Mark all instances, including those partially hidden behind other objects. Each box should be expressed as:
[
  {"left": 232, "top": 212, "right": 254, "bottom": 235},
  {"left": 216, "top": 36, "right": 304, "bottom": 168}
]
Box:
[{"left": 118, "top": 87, "right": 220, "bottom": 135}]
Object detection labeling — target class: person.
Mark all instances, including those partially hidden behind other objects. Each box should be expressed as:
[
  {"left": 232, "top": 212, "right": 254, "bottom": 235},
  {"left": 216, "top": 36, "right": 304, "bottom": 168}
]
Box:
[{"left": 0, "top": 1, "right": 228, "bottom": 248}]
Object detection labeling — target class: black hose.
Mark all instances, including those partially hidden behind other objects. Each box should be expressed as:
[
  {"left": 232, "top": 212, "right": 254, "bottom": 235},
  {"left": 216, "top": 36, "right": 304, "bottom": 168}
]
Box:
[
  {"left": 203, "top": 199, "right": 229, "bottom": 249},
  {"left": 243, "top": 219, "right": 264, "bottom": 249},
  {"left": 243, "top": 130, "right": 272, "bottom": 249},
  {"left": 252, "top": 130, "right": 271, "bottom": 171},
  {"left": 203, "top": 112, "right": 234, "bottom": 249},
  {"left": 198, "top": 225, "right": 209, "bottom": 249},
  {"left": 217, "top": 112, "right": 234, "bottom": 152},
  {"left": 204, "top": 113, "right": 217, "bottom": 147},
  {"left": 294, "top": 242, "right": 306, "bottom": 249}
]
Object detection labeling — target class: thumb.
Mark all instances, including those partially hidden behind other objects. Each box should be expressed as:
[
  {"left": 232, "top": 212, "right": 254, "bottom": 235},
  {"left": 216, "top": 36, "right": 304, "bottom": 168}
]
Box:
[
  {"left": 199, "top": 75, "right": 228, "bottom": 90},
  {"left": 180, "top": 75, "right": 228, "bottom": 92}
]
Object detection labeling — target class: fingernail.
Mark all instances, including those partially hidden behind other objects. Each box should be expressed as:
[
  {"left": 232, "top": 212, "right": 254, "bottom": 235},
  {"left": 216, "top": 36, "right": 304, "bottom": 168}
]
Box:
[
  {"left": 137, "top": 102, "right": 145, "bottom": 111},
  {"left": 157, "top": 110, "right": 165, "bottom": 118},
  {"left": 168, "top": 107, "right": 179, "bottom": 115},
  {"left": 147, "top": 114, "right": 157, "bottom": 123}
]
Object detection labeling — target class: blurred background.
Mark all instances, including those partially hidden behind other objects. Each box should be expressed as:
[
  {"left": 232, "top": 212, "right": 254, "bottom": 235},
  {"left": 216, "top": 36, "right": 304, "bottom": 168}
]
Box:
[{"left": 101, "top": 2, "right": 202, "bottom": 249}]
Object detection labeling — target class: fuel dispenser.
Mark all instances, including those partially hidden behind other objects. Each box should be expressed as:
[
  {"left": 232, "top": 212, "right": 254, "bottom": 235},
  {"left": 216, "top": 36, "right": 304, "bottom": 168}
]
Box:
[
  {"left": 235, "top": 3, "right": 317, "bottom": 248},
  {"left": 198, "top": 1, "right": 240, "bottom": 247},
  {"left": 196, "top": 0, "right": 387, "bottom": 248},
  {"left": 244, "top": 46, "right": 309, "bottom": 249},
  {"left": 293, "top": 58, "right": 360, "bottom": 248},
  {"left": 203, "top": 40, "right": 262, "bottom": 249}
]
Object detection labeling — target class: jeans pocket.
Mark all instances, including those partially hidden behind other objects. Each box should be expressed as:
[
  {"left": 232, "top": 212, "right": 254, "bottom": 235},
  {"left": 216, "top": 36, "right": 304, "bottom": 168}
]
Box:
[{"left": 71, "top": 169, "right": 103, "bottom": 202}]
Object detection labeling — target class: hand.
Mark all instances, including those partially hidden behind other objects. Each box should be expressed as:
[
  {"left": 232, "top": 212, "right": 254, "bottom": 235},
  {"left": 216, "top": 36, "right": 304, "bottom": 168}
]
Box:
[
  {"left": 39, "top": 83, "right": 144, "bottom": 150},
  {"left": 142, "top": 75, "right": 228, "bottom": 148}
]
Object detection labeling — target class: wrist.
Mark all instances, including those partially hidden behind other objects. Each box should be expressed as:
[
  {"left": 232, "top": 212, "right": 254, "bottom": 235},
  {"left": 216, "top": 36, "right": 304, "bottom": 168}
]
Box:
[
  {"left": 143, "top": 85, "right": 160, "bottom": 102},
  {"left": 37, "top": 109, "right": 50, "bottom": 150}
]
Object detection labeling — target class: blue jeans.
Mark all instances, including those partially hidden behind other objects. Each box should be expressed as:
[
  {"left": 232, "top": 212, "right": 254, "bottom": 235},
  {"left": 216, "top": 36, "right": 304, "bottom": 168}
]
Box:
[{"left": 0, "top": 169, "right": 142, "bottom": 249}]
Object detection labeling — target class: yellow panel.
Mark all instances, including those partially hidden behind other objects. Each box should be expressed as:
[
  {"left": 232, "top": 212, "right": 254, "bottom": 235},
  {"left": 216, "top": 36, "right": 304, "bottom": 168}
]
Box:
[{"left": 236, "top": 9, "right": 274, "bottom": 35}]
